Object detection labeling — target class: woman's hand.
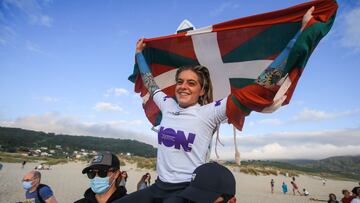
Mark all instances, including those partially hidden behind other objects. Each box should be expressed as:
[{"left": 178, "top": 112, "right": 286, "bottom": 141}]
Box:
[
  {"left": 136, "top": 38, "right": 146, "bottom": 53},
  {"left": 301, "top": 6, "right": 315, "bottom": 31}
]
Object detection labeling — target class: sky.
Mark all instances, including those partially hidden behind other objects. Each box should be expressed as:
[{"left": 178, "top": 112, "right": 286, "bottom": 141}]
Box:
[{"left": 1, "top": 0, "right": 360, "bottom": 160}]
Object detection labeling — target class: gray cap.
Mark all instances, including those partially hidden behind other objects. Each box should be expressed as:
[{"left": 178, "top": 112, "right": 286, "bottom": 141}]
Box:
[{"left": 82, "top": 151, "right": 120, "bottom": 174}]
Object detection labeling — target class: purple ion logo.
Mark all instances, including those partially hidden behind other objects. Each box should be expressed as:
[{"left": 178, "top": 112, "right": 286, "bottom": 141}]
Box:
[{"left": 158, "top": 127, "right": 196, "bottom": 152}]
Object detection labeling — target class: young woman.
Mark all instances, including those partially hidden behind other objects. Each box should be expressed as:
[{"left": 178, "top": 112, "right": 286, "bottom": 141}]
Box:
[
  {"left": 116, "top": 7, "right": 314, "bottom": 203},
  {"left": 118, "top": 171, "right": 128, "bottom": 188},
  {"left": 145, "top": 173, "right": 151, "bottom": 185},
  {"left": 137, "top": 174, "right": 150, "bottom": 191}
]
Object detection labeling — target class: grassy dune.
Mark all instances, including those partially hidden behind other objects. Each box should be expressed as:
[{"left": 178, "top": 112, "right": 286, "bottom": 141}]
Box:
[{"left": 0, "top": 152, "right": 68, "bottom": 165}]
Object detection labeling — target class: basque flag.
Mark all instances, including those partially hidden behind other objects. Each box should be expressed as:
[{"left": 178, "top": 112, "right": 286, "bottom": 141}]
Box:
[{"left": 129, "top": 0, "right": 338, "bottom": 130}]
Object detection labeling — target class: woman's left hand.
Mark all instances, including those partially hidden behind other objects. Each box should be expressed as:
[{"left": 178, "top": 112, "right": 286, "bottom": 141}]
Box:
[{"left": 301, "top": 6, "right": 315, "bottom": 31}]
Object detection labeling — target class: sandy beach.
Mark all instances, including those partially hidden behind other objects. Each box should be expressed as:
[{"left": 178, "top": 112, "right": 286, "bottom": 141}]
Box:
[{"left": 0, "top": 162, "right": 357, "bottom": 203}]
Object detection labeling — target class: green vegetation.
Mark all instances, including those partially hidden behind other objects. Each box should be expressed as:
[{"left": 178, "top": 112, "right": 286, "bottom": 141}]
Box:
[
  {"left": 0, "top": 152, "right": 67, "bottom": 165},
  {"left": 225, "top": 159, "right": 359, "bottom": 181},
  {"left": 0, "top": 126, "right": 156, "bottom": 157},
  {"left": 120, "top": 155, "right": 156, "bottom": 170}
]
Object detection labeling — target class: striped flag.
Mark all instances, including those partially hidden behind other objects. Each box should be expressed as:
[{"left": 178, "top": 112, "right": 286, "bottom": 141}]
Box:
[{"left": 129, "top": 0, "right": 338, "bottom": 130}]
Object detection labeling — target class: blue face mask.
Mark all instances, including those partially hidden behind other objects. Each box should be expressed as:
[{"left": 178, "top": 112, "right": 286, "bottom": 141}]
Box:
[
  {"left": 22, "top": 181, "right": 33, "bottom": 190},
  {"left": 90, "top": 174, "right": 115, "bottom": 194}
]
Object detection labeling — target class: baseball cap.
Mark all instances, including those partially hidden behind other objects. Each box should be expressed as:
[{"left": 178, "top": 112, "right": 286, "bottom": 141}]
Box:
[
  {"left": 82, "top": 151, "right": 120, "bottom": 174},
  {"left": 178, "top": 162, "right": 236, "bottom": 203}
]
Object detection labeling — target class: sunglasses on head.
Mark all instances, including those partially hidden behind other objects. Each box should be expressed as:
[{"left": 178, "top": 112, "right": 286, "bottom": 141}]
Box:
[{"left": 86, "top": 168, "right": 117, "bottom": 179}]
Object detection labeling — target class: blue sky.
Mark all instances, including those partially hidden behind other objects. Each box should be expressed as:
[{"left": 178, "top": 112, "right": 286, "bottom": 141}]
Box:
[{"left": 1, "top": 0, "right": 359, "bottom": 160}]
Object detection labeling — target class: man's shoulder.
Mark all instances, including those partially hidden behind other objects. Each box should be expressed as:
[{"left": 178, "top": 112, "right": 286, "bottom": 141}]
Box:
[
  {"left": 38, "top": 184, "right": 52, "bottom": 192},
  {"left": 37, "top": 184, "right": 54, "bottom": 201}
]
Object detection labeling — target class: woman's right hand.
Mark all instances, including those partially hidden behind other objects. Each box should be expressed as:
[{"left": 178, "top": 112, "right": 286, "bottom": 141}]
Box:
[{"left": 136, "top": 38, "right": 146, "bottom": 53}]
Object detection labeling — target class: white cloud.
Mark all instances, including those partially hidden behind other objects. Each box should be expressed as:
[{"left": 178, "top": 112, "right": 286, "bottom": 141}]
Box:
[
  {"left": 1, "top": 112, "right": 359, "bottom": 160},
  {"left": 210, "top": 2, "right": 239, "bottom": 16},
  {"left": 3, "top": 0, "right": 54, "bottom": 27},
  {"left": 0, "top": 26, "right": 16, "bottom": 47},
  {"left": 241, "top": 143, "right": 360, "bottom": 160},
  {"left": 38, "top": 96, "right": 59, "bottom": 103},
  {"left": 341, "top": 5, "right": 360, "bottom": 51},
  {"left": 292, "top": 108, "right": 360, "bottom": 122},
  {"left": 105, "top": 88, "right": 129, "bottom": 97},
  {"left": 212, "top": 127, "right": 360, "bottom": 160},
  {"left": 293, "top": 108, "right": 334, "bottom": 121},
  {"left": 0, "top": 38, "right": 6, "bottom": 46},
  {"left": 256, "top": 118, "right": 283, "bottom": 125},
  {"left": 30, "top": 14, "right": 53, "bottom": 27},
  {"left": 94, "top": 102, "right": 123, "bottom": 112},
  {"left": 0, "top": 112, "right": 156, "bottom": 145},
  {"left": 108, "top": 120, "right": 143, "bottom": 126},
  {"left": 26, "top": 41, "right": 47, "bottom": 55}
]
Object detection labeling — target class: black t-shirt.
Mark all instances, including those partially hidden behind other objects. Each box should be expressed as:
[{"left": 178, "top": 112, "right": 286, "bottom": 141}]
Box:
[{"left": 74, "top": 187, "right": 127, "bottom": 203}]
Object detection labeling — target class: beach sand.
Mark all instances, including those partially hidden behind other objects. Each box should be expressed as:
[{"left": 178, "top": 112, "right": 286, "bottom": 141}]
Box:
[{"left": 0, "top": 162, "right": 357, "bottom": 203}]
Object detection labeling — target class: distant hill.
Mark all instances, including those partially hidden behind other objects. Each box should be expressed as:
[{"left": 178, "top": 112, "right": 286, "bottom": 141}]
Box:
[
  {"left": 239, "top": 156, "right": 360, "bottom": 180},
  {"left": 0, "top": 126, "right": 156, "bottom": 157},
  {"left": 301, "top": 156, "right": 360, "bottom": 178}
]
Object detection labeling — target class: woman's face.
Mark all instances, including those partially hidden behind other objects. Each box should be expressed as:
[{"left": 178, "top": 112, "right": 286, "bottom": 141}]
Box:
[
  {"left": 175, "top": 70, "right": 204, "bottom": 108},
  {"left": 330, "top": 194, "right": 336, "bottom": 200},
  {"left": 121, "top": 172, "right": 127, "bottom": 178}
]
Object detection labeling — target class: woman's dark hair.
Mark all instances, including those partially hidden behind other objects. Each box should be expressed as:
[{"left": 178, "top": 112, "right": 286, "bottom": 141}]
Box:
[
  {"left": 121, "top": 171, "right": 128, "bottom": 182},
  {"left": 137, "top": 174, "right": 149, "bottom": 190},
  {"left": 112, "top": 168, "right": 121, "bottom": 188},
  {"left": 175, "top": 65, "right": 213, "bottom": 105},
  {"left": 329, "top": 193, "right": 337, "bottom": 200},
  {"left": 145, "top": 172, "right": 151, "bottom": 184}
]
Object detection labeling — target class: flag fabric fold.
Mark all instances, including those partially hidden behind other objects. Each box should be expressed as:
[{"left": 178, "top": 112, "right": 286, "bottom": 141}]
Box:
[{"left": 129, "top": 0, "right": 338, "bottom": 130}]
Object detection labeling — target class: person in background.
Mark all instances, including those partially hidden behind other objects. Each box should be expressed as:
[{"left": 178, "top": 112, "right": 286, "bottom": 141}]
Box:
[
  {"left": 352, "top": 183, "right": 360, "bottom": 198},
  {"left": 282, "top": 182, "right": 288, "bottom": 194},
  {"left": 22, "top": 160, "right": 27, "bottom": 169},
  {"left": 291, "top": 181, "right": 302, "bottom": 196},
  {"left": 270, "top": 179, "right": 275, "bottom": 193},
  {"left": 303, "top": 188, "right": 309, "bottom": 196},
  {"left": 328, "top": 193, "right": 339, "bottom": 203},
  {"left": 75, "top": 151, "right": 126, "bottom": 203},
  {"left": 22, "top": 170, "right": 58, "bottom": 203},
  {"left": 118, "top": 171, "right": 128, "bottom": 189},
  {"left": 145, "top": 173, "right": 151, "bottom": 185},
  {"left": 137, "top": 174, "right": 150, "bottom": 191},
  {"left": 351, "top": 188, "right": 360, "bottom": 203},
  {"left": 341, "top": 189, "right": 354, "bottom": 203}
]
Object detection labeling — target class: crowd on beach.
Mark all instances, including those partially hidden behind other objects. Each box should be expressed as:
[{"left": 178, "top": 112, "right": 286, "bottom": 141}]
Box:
[
  {"left": 17, "top": 151, "right": 237, "bottom": 203},
  {"left": 13, "top": 153, "right": 360, "bottom": 203},
  {"left": 270, "top": 177, "right": 360, "bottom": 203}
]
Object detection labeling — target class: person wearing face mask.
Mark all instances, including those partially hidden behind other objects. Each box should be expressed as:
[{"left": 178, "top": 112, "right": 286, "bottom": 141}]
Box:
[
  {"left": 75, "top": 151, "right": 127, "bottom": 203},
  {"left": 22, "top": 170, "right": 58, "bottom": 203}
]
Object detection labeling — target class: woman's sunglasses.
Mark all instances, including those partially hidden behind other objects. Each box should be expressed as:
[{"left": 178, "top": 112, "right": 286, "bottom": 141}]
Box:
[{"left": 87, "top": 168, "right": 116, "bottom": 179}]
